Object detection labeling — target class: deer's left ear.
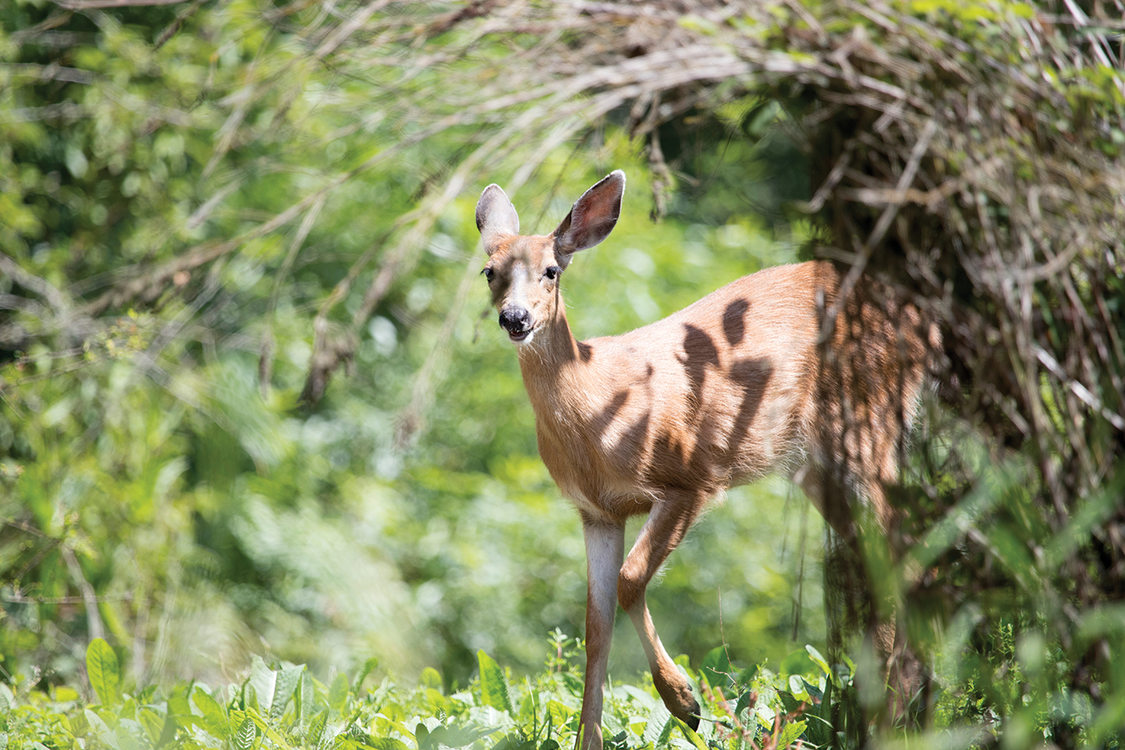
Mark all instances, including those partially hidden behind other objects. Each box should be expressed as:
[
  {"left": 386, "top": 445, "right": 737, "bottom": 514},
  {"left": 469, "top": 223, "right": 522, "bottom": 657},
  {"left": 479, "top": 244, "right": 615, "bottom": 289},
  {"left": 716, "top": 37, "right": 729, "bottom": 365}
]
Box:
[
  {"left": 553, "top": 170, "right": 625, "bottom": 266},
  {"left": 476, "top": 184, "right": 520, "bottom": 253}
]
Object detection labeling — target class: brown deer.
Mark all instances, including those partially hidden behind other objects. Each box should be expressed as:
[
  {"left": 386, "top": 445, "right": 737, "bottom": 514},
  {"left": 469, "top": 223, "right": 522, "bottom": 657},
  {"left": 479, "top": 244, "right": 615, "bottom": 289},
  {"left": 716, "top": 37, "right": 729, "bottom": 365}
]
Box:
[{"left": 475, "top": 170, "right": 935, "bottom": 749}]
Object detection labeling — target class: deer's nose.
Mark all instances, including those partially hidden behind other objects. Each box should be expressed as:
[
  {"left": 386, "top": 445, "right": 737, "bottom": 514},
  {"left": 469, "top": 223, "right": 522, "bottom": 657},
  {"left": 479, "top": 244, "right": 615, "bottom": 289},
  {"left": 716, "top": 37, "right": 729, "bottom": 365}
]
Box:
[{"left": 499, "top": 307, "right": 531, "bottom": 337}]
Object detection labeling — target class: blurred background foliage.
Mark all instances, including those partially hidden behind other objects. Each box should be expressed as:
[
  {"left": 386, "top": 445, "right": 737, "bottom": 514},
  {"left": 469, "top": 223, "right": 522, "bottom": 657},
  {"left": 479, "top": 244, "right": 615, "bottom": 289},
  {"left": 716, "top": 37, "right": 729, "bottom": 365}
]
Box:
[
  {"left": 1, "top": 0, "right": 1124, "bottom": 746},
  {"left": 0, "top": 0, "right": 817, "bottom": 693}
]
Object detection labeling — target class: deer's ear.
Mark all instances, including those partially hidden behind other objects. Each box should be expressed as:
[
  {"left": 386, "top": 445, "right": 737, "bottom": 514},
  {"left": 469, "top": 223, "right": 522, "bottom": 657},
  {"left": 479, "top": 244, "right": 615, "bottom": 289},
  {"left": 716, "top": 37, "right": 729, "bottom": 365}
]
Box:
[
  {"left": 553, "top": 170, "right": 625, "bottom": 265},
  {"left": 476, "top": 184, "right": 520, "bottom": 253}
]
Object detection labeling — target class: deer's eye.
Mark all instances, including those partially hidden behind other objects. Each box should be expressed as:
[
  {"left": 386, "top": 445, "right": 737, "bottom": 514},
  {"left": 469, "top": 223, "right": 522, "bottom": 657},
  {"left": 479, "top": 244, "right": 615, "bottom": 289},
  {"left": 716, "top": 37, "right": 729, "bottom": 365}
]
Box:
[
  {"left": 543, "top": 266, "right": 561, "bottom": 281},
  {"left": 482, "top": 267, "right": 495, "bottom": 283}
]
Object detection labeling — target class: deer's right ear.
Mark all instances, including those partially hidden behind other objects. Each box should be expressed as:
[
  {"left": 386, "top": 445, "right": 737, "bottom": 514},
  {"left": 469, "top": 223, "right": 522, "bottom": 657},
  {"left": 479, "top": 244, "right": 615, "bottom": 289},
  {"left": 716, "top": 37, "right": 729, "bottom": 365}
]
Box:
[{"left": 476, "top": 184, "right": 520, "bottom": 254}]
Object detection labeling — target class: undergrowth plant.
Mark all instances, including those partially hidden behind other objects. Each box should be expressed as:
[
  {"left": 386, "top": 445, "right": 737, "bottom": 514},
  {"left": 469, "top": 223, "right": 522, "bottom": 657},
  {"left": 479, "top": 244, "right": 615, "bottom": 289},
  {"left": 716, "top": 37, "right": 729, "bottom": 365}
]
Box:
[{"left": 0, "top": 634, "right": 843, "bottom": 750}]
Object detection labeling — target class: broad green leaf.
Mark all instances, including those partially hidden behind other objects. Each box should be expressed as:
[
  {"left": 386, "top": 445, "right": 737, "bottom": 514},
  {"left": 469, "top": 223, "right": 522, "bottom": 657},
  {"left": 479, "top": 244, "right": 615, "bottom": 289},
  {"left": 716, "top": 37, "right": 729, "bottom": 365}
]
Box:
[
  {"left": 415, "top": 722, "right": 432, "bottom": 750},
  {"left": 248, "top": 655, "right": 276, "bottom": 715},
  {"left": 270, "top": 663, "right": 305, "bottom": 720},
  {"left": 476, "top": 651, "right": 512, "bottom": 714},
  {"left": 86, "top": 639, "right": 121, "bottom": 706},
  {"left": 755, "top": 702, "right": 776, "bottom": 730},
  {"left": 700, "top": 646, "right": 732, "bottom": 689},
  {"left": 137, "top": 707, "right": 164, "bottom": 744},
  {"left": 192, "top": 686, "right": 230, "bottom": 740},
  {"left": 115, "top": 717, "right": 147, "bottom": 747},
  {"left": 167, "top": 685, "right": 194, "bottom": 729}
]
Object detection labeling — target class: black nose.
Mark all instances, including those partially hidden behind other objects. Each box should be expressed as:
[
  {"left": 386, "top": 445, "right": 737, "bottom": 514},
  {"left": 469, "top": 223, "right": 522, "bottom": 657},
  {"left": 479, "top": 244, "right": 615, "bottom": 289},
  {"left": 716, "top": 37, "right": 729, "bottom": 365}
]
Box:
[{"left": 499, "top": 307, "right": 530, "bottom": 335}]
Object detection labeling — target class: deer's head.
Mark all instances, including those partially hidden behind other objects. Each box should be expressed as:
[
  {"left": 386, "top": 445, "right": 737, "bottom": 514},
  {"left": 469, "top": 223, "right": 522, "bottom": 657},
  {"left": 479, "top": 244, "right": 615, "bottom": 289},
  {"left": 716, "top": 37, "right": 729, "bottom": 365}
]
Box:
[{"left": 476, "top": 171, "right": 625, "bottom": 345}]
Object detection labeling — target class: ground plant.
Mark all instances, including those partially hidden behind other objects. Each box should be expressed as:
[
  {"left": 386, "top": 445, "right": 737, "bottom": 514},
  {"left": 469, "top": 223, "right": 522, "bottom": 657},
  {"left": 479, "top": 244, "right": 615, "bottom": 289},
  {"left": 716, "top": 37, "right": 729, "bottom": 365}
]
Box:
[{"left": 3, "top": 637, "right": 847, "bottom": 749}]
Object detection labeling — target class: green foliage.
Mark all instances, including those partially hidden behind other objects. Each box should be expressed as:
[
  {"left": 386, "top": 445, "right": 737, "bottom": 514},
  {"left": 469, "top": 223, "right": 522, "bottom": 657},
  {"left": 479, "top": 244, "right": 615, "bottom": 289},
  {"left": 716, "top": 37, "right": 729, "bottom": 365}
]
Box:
[{"left": 0, "top": 638, "right": 844, "bottom": 749}]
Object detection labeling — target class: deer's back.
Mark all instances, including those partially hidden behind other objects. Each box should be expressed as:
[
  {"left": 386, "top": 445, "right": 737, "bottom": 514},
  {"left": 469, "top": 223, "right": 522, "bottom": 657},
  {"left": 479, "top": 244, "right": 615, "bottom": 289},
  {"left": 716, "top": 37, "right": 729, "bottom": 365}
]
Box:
[{"left": 536, "top": 261, "right": 860, "bottom": 521}]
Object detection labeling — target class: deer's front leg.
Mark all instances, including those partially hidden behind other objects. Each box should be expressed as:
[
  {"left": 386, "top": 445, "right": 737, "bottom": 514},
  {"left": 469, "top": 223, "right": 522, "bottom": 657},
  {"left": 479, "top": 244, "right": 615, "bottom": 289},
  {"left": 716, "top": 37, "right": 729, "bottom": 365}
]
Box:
[
  {"left": 578, "top": 519, "right": 625, "bottom": 750},
  {"left": 618, "top": 492, "right": 702, "bottom": 729}
]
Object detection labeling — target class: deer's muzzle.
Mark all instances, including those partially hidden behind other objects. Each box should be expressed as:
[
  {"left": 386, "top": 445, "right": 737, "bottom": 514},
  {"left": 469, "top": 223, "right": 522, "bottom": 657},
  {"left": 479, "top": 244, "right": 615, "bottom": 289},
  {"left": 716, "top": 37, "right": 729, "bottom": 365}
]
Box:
[{"left": 499, "top": 307, "right": 532, "bottom": 342}]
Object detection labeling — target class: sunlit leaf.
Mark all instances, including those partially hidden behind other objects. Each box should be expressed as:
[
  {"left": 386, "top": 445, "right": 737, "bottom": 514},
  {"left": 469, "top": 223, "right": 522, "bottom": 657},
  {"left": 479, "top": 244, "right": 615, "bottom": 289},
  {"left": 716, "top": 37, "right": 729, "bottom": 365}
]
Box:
[
  {"left": 86, "top": 639, "right": 121, "bottom": 706},
  {"left": 477, "top": 651, "right": 512, "bottom": 714}
]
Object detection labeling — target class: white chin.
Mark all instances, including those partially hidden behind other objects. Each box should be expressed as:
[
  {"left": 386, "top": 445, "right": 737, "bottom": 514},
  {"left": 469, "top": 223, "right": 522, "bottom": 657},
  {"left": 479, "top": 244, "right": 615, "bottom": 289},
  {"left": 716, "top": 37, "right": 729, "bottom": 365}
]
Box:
[{"left": 510, "top": 330, "right": 534, "bottom": 345}]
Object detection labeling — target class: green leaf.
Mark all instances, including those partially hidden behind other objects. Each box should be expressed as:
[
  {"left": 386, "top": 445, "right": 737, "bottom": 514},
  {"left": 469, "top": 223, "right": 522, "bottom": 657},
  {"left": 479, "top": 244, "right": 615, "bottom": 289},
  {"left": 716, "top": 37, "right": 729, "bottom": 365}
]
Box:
[
  {"left": 139, "top": 706, "right": 171, "bottom": 746},
  {"left": 805, "top": 645, "right": 830, "bottom": 677},
  {"left": 270, "top": 663, "right": 305, "bottom": 720},
  {"left": 84, "top": 708, "right": 114, "bottom": 743},
  {"left": 545, "top": 700, "right": 571, "bottom": 732},
  {"left": 86, "top": 638, "right": 121, "bottom": 706},
  {"left": 248, "top": 655, "right": 275, "bottom": 714},
  {"left": 426, "top": 723, "right": 498, "bottom": 748},
  {"left": 476, "top": 651, "right": 512, "bottom": 714},
  {"left": 734, "top": 690, "right": 755, "bottom": 719},
  {"left": 415, "top": 722, "right": 432, "bottom": 750},
  {"left": 366, "top": 739, "right": 409, "bottom": 750},
  {"left": 306, "top": 709, "right": 328, "bottom": 747},
  {"left": 419, "top": 667, "right": 442, "bottom": 689},
  {"left": 700, "top": 646, "right": 732, "bottom": 689},
  {"left": 167, "top": 685, "right": 194, "bottom": 729},
  {"left": 328, "top": 673, "right": 350, "bottom": 714},
  {"left": 643, "top": 701, "right": 672, "bottom": 747},
  {"left": 192, "top": 686, "right": 230, "bottom": 740},
  {"left": 677, "top": 718, "right": 709, "bottom": 750},
  {"left": 247, "top": 706, "right": 297, "bottom": 747},
  {"left": 234, "top": 717, "right": 256, "bottom": 750},
  {"left": 777, "top": 718, "right": 807, "bottom": 747},
  {"left": 518, "top": 689, "right": 537, "bottom": 724},
  {"left": 354, "top": 657, "right": 379, "bottom": 689},
  {"left": 787, "top": 674, "right": 810, "bottom": 702}
]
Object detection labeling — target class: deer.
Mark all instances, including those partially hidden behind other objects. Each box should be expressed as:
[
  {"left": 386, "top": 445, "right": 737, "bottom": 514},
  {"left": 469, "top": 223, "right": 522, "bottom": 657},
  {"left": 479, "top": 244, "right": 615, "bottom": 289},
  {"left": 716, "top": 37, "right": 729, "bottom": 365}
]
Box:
[{"left": 475, "top": 170, "right": 936, "bottom": 750}]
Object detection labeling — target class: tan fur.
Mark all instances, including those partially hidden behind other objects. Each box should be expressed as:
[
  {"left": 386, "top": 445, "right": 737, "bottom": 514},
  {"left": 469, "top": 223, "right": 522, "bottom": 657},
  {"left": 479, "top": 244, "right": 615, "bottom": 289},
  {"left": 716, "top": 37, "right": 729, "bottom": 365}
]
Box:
[{"left": 477, "top": 173, "right": 935, "bottom": 750}]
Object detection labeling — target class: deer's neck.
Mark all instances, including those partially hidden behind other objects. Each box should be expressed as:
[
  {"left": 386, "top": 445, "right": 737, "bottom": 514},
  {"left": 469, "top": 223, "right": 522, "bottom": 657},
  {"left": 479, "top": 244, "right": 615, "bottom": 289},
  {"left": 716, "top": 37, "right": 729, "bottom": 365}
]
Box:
[{"left": 516, "top": 304, "right": 596, "bottom": 419}]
